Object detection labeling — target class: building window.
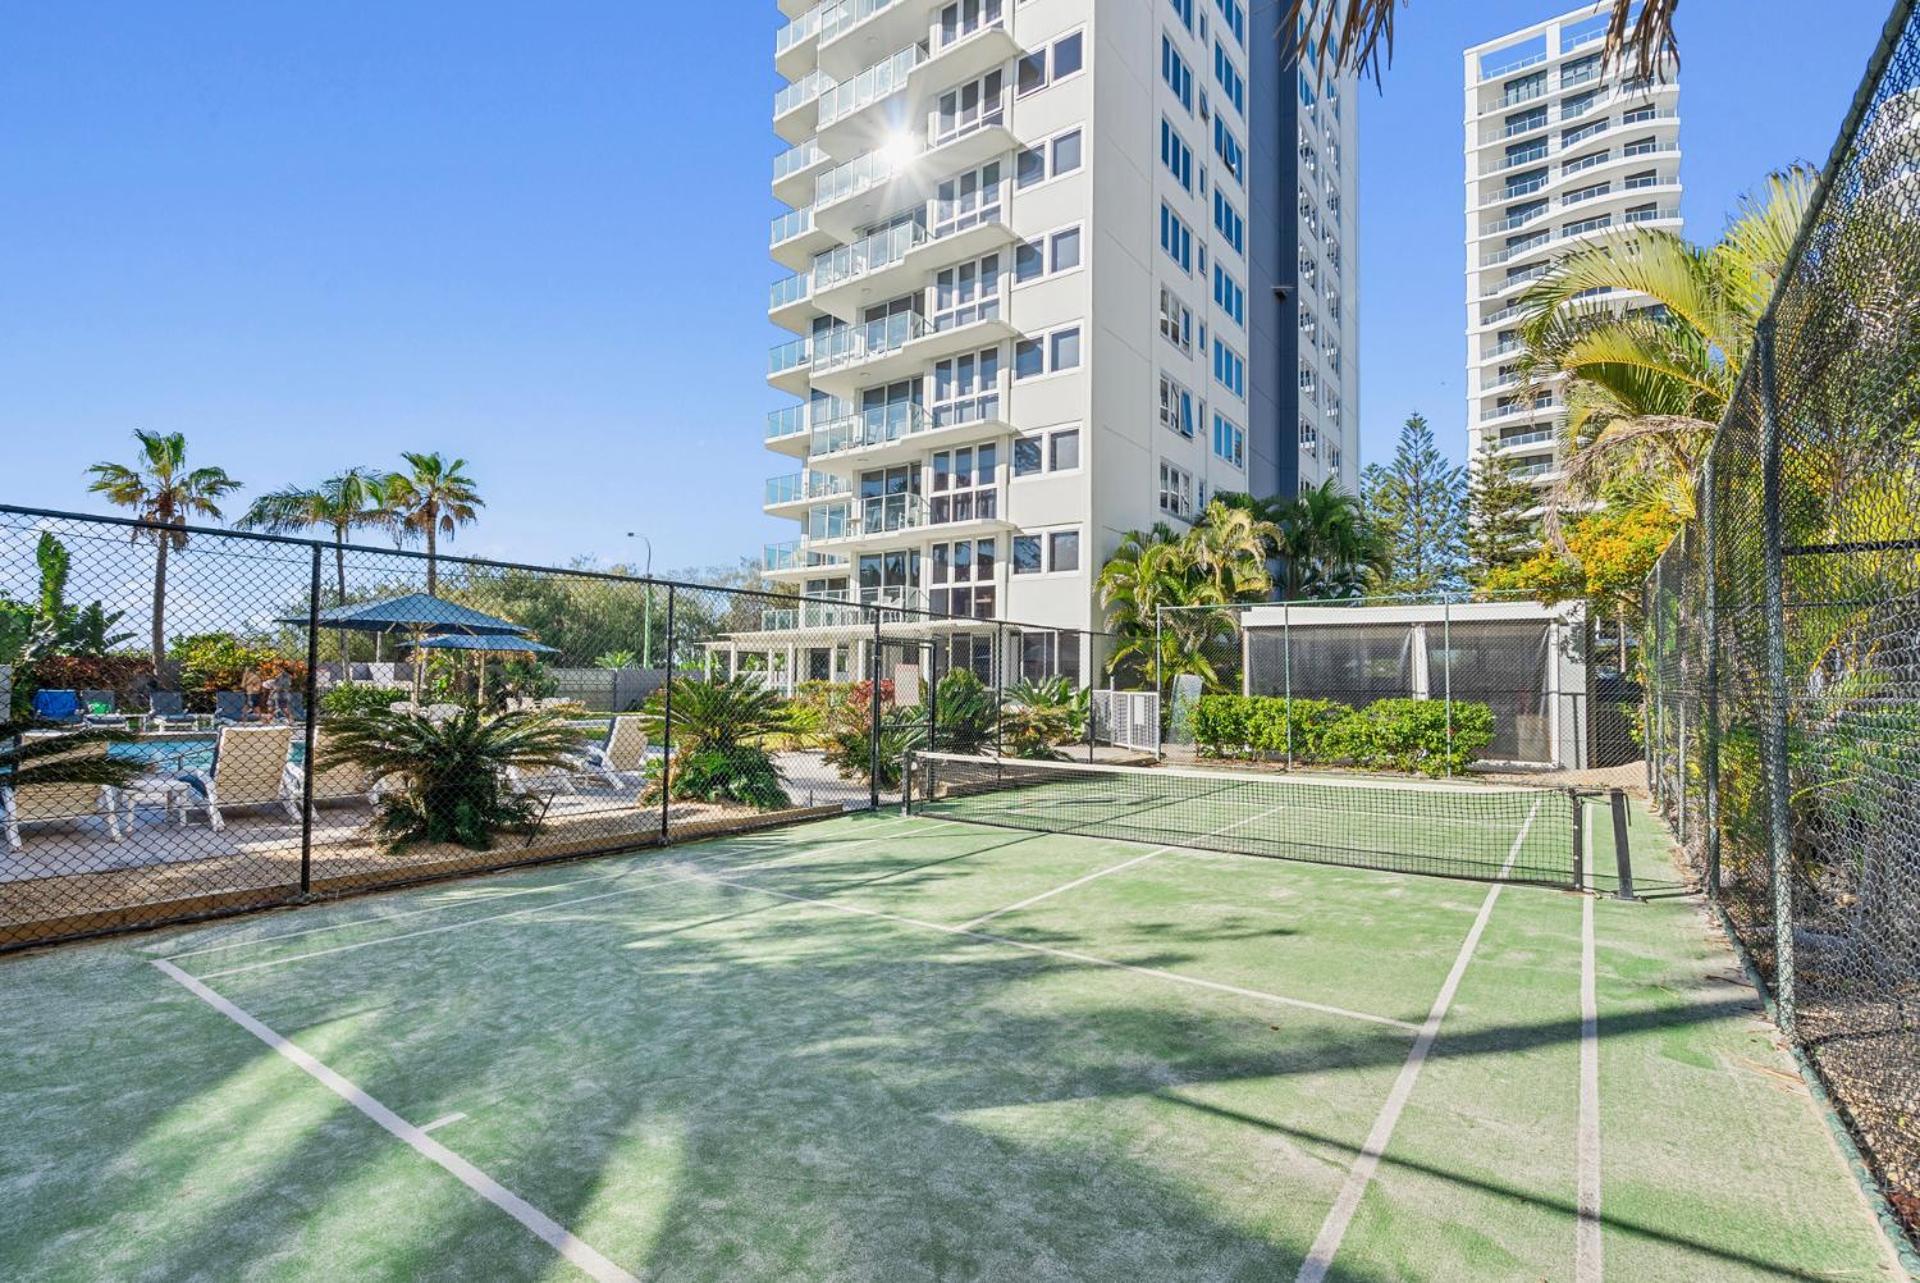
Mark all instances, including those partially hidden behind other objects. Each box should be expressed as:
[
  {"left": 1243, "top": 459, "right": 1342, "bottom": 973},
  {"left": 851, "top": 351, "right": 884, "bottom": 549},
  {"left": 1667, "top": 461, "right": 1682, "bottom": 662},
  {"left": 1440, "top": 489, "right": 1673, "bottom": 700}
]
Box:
[
  {"left": 1213, "top": 116, "right": 1244, "bottom": 185},
  {"left": 932, "top": 254, "right": 1002, "bottom": 332},
  {"left": 1160, "top": 203, "right": 1193, "bottom": 272},
  {"left": 1169, "top": 0, "right": 1194, "bottom": 33},
  {"left": 1161, "top": 118, "right": 1194, "bottom": 192},
  {"left": 929, "top": 539, "right": 997, "bottom": 619},
  {"left": 1014, "top": 325, "right": 1083, "bottom": 380},
  {"left": 1299, "top": 415, "right": 1318, "bottom": 455},
  {"left": 1213, "top": 191, "right": 1245, "bottom": 256},
  {"left": 1158, "top": 373, "right": 1198, "bottom": 438},
  {"left": 1212, "top": 264, "right": 1244, "bottom": 327},
  {"left": 1162, "top": 35, "right": 1194, "bottom": 111},
  {"left": 930, "top": 444, "right": 998, "bottom": 525},
  {"left": 1012, "top": 534, "right": 1042, "bottom": 574},
  {"left": 1159, "top": 460, "right": 1195, "bottom": 519},
  {"left": 1049, "top": 530, "right": 1081, "bottom": 573},
  {"left": 1216, "top": 0, "right": 1244, "bottom": 45},
  {"left": 1018, "top": 30, "right": 1086, "bottom": 96},
  {"left": 931, "top": 348, "right": 1001, "bottom": 427},
  {"left": 1212, "top": 412, "right": 1244, "bottom": 470},
  {"left": 934, "top": 70, "right": 1006, "bottom": 146},
  {"left": 1214, "top": 41, "right": 1245, "bottom": 115},
  {"left": 1212, "top": 339, "right": 1245, "bottom": 398},
  {"left": 1159, "top": 286, "right": 1193, "bottom": 354},
  {"left": 1014, "top": 128, "right": 1083, "bottom": 191},
  {"left": 1013, "top": 426, "right": 1080, "bottom": 477},
  {"left": 933, "top": 160, "right": 1005, "bottom": 238},
  {"left": 1013, "top": 225, "right": 1080, "bottom": 285},
  {"left": 937, "top": 0, "right": 1004, "bottom": 48}
]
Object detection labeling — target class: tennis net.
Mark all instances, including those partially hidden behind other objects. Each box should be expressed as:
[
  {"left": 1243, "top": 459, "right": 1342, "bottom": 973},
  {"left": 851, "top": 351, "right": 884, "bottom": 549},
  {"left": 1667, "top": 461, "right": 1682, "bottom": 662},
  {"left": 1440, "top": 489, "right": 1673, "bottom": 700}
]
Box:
[{"left": 906, "top": 752, "right": 1582, "bottom": 887}]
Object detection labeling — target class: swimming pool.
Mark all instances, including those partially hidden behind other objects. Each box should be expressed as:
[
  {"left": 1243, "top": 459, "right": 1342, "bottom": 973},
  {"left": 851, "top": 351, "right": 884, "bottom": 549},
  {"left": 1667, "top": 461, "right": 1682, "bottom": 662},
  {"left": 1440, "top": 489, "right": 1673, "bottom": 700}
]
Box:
[{"left": 106, "top": 720, "right": 622, "bottom": 777}]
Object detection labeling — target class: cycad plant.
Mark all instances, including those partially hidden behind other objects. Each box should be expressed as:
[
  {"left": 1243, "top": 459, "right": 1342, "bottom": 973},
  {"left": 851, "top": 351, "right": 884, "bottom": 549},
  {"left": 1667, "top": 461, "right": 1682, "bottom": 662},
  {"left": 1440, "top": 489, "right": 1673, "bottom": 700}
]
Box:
[
  {"left": 0, "top": 721, "right": 141, "bottom": 791},
  {"left": 999, "top": 677, "right": 1085, "bottom": 760},
  {"left": 932, "top": 668, "right": 996, "bottom": 755},
  {"left": 318, "top": 706, "right": 583, "bottom": 850},
  {"left": 645, "top": 675, "right": 790, "bottom": 809}
]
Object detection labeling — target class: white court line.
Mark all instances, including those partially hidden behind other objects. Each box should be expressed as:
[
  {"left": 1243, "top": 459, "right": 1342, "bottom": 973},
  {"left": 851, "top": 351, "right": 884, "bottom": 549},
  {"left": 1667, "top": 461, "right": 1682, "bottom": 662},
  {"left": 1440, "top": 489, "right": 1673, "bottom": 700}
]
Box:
[
  {"left": 192, "top": 864, "right": 706, "bottom": 981},
  {"left": 1576, "top": 891, "right": 1603, "bottom": 1283},
  {"left": 953, "top": 796, "right": 1301, "bottom": 932},
  {"left": 657, "top": 865, "right": 1420, "bottom": 1032},
  {"left": 421, "top": 1112, "right": 468, "bottom": 1135},
  {"left": 150, "top": 960, "right": 637, "bottom": 1283},
  {"left": 154, "top": 814, "right": 925, "bottom": 964},
  {"left": 1294, "top": 796, "right": 1542, "bottom": 1283}
]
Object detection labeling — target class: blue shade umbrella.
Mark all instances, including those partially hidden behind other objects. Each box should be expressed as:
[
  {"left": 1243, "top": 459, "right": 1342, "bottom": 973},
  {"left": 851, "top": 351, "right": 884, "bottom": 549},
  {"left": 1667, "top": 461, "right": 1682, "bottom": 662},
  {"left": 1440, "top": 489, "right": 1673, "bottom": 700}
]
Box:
[
  {"left": 280, "top": 593, "right": 529, "bottom": 636},
  {"left": 409, "top": 634, "right": 557, "bottom": 654}
]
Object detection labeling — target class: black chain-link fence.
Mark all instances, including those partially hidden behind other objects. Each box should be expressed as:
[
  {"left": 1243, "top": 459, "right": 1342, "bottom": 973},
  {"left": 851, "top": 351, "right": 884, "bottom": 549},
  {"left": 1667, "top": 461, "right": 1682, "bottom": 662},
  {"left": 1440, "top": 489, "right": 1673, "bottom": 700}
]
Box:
[
  {"left": 1644, "top": 0, "right": 1920, "bottom": 1242},
  {"left": 0, "top": 504, "right": 1116, "bottom": 952},
  {"left": 1156, "top": 593, "right": 1642, "bottom": 781}
]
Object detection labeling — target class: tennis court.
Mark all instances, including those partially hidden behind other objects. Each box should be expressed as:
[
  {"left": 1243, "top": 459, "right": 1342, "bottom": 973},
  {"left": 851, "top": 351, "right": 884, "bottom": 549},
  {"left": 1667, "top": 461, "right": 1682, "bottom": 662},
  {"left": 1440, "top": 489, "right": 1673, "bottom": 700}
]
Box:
[{"left": 0, "top": 765, "right": 1904, "bottom": 1281}]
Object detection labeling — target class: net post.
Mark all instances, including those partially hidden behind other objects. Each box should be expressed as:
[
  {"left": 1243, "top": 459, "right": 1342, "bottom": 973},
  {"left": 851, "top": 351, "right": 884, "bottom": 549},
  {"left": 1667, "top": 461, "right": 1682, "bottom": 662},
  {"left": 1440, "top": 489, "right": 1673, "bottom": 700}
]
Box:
[
  {"left": 660, "top": 586, "right": 675, "bottom": 842},
  {"left": 1570, "top": 789, "right": 1585, "bottom": 892},
  {"left": 901, "top": 749, "right": 914, "bottom": 817},
  {"left": 1701, "top": 450, "right": 1722, "bottom": 897},
  {"left": 869, "top": 607, "right": 882, "bottom": 811},
  {"left": 1755, "top": 318, "right": 1796, "bottom": 1036},
  {"left": 1608, "top": 787, "right": 1636, "bottom": 901},
  {"left": 1442, "top": 598, "right": 1455, "bottom": 778},
  {"left": 298, "top": 543, "right": 322, "bottom": 895}
]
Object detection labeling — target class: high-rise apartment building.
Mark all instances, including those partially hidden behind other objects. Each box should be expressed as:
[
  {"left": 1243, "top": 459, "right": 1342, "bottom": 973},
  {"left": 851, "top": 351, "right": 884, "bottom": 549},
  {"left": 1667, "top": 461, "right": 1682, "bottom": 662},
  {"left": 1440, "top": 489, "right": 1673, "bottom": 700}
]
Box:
[
  {"left": 1464, "top": 6, "right": 1681, "bottom": 497},
  {"left": 751, "top": 0, "right": 1358, "bottom": 683}
]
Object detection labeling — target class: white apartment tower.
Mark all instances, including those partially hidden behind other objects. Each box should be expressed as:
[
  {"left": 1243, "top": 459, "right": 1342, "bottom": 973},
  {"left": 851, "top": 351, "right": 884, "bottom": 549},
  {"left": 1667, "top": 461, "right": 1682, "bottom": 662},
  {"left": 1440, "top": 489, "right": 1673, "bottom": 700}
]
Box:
[
  {"left": 754, "top": 0, "right": 1359, "bottom": 684},
  {"left": 1464, "top": 6, "right": 1681, "bottom": 495}
]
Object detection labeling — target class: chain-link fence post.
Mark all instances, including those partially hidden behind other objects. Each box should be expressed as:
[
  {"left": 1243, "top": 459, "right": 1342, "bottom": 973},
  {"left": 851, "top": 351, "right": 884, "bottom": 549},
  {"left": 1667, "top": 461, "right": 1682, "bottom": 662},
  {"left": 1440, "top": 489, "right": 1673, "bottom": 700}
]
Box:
[
  {"left": 1755, "top": 318, "right": 1797, "bottom": 1036},
  {"left": 1283, "top": 602, "right": 1294, "bottom": 770},
  {"left": 994, "top": 621, "right": 1005, "bottom": 758},
  {"left": 869, "top": 608, "right": 882, "bottom": 811},
  {"left": 660, "top": 586, "right": 675, "bottom": 842},
  {"left": 1701, "top": 450, "right": 1722, "bottom": 897},
  {"left": 298, "top": 543, "right": 322, "bottom": 895}
]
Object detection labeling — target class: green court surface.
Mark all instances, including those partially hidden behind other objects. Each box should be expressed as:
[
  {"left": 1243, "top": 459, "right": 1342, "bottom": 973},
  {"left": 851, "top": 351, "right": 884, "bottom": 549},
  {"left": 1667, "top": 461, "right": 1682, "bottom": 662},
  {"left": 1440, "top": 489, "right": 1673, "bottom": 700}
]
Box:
[{"left": 0, "top": 802, "right": 1905, "bottom": 1281}]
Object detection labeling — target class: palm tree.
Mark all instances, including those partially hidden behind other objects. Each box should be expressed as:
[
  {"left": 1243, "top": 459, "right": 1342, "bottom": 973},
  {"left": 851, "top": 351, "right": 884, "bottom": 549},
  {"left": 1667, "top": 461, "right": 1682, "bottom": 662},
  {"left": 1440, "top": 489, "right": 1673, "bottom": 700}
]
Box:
[
  {"left": 1096, "top": 525, "right": 1223, "bottom": 685},
  {"left": 239, "top": 468, "right": 393, "bottom": 666},
  {"left": 385, "top": 452, "right": 483, "bottom": 594},
  {"left": 1272, "top": 480, "right": 1389, "bottom": 600},
  {"left": 86, "top": 431, "right": 243, "bottom": 680},
  {"left": 1188, "top": 499, "right": 1278, "bottom": 601},
  {"left": 1289, "top": 0, "right": 1676, "bottom": 86},
  {"left": 1518, "top": 167, "right": 1816, "bottom": 548}
]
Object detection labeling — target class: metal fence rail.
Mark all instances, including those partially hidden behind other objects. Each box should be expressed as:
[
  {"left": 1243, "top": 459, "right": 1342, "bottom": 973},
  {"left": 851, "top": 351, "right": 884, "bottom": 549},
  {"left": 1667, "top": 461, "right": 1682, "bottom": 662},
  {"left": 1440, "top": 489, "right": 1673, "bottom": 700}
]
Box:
[
  {"left": 0, "top": 505, "right": 1114, "bottom": 952},
  {"left": 1644, "top": 0, "right": 1920, "bottom": 1245}
]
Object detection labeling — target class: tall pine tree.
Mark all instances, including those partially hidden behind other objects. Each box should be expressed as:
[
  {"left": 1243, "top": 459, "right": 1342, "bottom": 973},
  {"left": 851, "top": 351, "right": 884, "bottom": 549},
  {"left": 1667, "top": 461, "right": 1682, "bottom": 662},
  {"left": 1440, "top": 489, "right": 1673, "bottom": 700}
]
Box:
[
  {"left": 1361, "top": 413, "right": 1468, "bottom": 596},
  {"left": 1465, "top": 442, "right": 1540, "bottom": 585}
]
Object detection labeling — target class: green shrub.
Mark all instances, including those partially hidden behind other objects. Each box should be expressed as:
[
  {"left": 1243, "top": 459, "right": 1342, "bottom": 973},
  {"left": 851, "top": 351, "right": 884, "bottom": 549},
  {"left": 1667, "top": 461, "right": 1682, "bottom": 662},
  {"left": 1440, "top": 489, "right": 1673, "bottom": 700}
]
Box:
[
  {"left": 168, "top": 632, "right": 280, "bottom": 693},
  {"left": 1000, "top": 677, "right": 1083, "bottom": 759},
  {"left": 663, "top": 746, "right": 790, "bottom": 810},
  {"left": 320, "top": 684, "right": 408, "bottom": 719},
  {"left": 932, "top": 668, "right": 996, "bottom": 754},
  {"left": 1191, "top": 693, "right": 1495, "bottom": 778}
]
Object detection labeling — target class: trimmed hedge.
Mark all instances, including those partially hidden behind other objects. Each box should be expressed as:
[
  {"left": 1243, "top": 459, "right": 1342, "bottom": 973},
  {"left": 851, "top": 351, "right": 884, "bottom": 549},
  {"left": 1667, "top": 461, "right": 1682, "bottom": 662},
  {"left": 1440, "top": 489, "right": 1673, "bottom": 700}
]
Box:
[{"left": 1191, "top": 694, "right": 1496, "bottom": 778}]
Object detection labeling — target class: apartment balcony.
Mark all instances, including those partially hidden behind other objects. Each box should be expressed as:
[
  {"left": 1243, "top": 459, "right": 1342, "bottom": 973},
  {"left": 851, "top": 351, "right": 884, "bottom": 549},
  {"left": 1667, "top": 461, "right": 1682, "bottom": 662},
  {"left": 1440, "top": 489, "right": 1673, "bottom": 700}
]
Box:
[
  {"left": 1478, "top": 49, "right": 1547, "bottom": 82},
  {"left": 775, "top": 3, "right": 823, "bottom": 80},
  {"left": 808, "top": 306, "right": 1018, "bottom": 397},
  {"left": 769, "top": 270, "right": 815, "bottom": 333},
  {"left": 767, "top": 337, "right": 813, "bottom": 397},
  {"left": 808, "top": 491, "right": 933, "bottom": 546},
  {"left": 1481, "top": 235, "right": 1551, "bottom": 268},
  {"left": 1484, "top": 339, "right": 1523, "bottom": 359},
  {"left": 816, "top": 0, "right": 929, "bottom": 80},
  {"left": 1624, "top": 205, "right": 1681, "bottom": 225},
  {"left": 764, "top": 471, "right": 852, "bottom": 515},
  {"left": 922, "top": 87, "right": 1016, "bottom": 177},
  {"left": 816, "top": 44, "right": 925, "bottom": 157},
  {"left": 765, "top": 405, "right": 813, "bottom": 458},
  {"left": 1481, "top": 397, "right": 1560, "bottom": 422},
  {"left": 773, "top": 139, "right": 832, "bottom": 207},
  {"left": 1479, "top": 263, "right": 1550, "bottom": 298},
  {"left": 773, "top": 68, "right": 834, "bottom": 143},
  {"left": 1481, "top": 207, "right": 1548, "bottom": 236},
  {"left": 811, "top": 194, "right": 1013, "bottom": 321},
  {"left": 808, "top": 397, "right": 1011, "bottom": 468},
  {"left": 762, "top": 540, "right": 851, "bottom": 581},
  {"left": 771, "top": 205, "right": 837, "bottom": 272},
  {"left": 1494, "top": 426, "right": 1558, "bottom": 451},
  {"left": 758, "top": 590, "right": 871, "bottom": 633},
  {"left": 812, "top": 151, "right": 919, "bottom": 239}
]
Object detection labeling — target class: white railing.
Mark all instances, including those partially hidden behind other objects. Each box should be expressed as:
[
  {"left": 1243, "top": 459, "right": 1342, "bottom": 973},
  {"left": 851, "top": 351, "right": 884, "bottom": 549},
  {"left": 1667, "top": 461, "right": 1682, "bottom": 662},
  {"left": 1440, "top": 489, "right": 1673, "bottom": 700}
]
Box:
[{"left": 817, "top": 44, "right": 923, "bottom": 127}]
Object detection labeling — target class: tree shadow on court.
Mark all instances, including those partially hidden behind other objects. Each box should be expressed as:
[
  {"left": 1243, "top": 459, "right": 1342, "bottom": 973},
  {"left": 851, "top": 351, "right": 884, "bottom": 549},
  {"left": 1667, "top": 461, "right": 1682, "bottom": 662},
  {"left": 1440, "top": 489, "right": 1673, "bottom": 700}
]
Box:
[{"left": 7, "top": 852, "right": 1810, "bottom": 1282}]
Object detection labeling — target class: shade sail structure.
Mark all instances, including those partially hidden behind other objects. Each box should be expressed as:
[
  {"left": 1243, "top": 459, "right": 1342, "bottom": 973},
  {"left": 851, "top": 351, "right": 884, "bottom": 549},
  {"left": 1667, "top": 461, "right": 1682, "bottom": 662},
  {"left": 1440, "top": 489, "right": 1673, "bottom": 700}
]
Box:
[
  {"left": 280, "top": 593, "right": 529, "bottom": 636},
  {"left": 410, "top": 633, "right": 558, "bottom": 655}
]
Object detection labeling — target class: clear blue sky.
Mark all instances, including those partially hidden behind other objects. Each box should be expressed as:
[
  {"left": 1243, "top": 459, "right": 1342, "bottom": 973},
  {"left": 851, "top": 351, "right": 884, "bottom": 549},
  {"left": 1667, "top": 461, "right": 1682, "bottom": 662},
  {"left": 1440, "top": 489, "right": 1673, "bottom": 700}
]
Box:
[{"left": 0, "top": 1, "right": 1893, "bottom": 573}]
